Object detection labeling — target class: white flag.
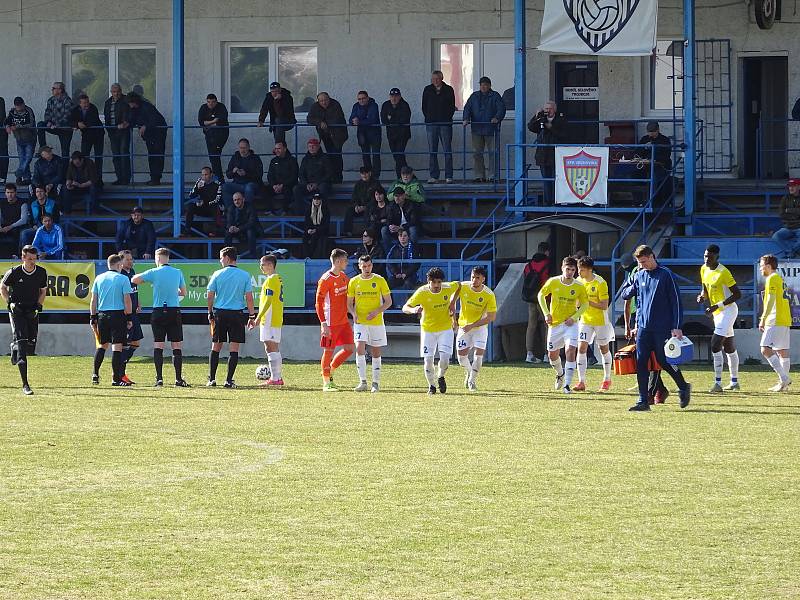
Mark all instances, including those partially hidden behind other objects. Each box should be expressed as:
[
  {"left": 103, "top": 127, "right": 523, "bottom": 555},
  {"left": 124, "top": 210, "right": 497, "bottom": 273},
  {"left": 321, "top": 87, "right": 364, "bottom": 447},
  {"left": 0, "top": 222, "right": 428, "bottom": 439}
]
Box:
[
  {"left": 538, "top": 0, "right": 658, "bottom": 56},
  {"left": 555, "top": 147, "right": 609, "bottom": 205}
]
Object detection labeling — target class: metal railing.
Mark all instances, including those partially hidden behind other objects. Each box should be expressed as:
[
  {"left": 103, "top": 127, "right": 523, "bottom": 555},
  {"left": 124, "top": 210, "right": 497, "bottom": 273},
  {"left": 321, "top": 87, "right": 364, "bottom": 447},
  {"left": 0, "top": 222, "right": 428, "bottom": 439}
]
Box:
[{"left": 755, "top": 116, "right": 800, "bottom": 181}]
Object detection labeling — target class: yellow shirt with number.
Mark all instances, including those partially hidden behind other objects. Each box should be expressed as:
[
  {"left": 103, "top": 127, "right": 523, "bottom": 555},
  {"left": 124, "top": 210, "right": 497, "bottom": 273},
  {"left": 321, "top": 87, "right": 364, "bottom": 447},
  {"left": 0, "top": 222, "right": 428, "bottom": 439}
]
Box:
[
  {"left": 701, "top": 263, "right": 737, "bottom": 313},
  {"left": 256, "top": 273, "right": 284, "bottom": 328},
  {"left": 762, "top": 272, "right": 792, "bottom": 327},
  {"left": 407, "top": 281, "right": 459, "bottom": 333},
  {"left": 578, "top": 274, "right": 610, "bottom": 326},
  {"left": 347, "top": 274, "right": 391, "bottom": 326},
  {"left": 539, "top": 276, "right": 588, "bottom": 326},
  {"left": 457, "top": 282, "right": 497, "bottom": 328}
]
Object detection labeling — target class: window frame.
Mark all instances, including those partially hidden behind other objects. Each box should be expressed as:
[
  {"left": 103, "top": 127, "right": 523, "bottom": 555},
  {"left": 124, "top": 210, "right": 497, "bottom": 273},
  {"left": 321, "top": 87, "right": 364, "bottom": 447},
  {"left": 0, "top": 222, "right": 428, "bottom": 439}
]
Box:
[
  {"left": 65, "top": 44, "right": 157, "bottom": 106},
  {"left": 223, "top": 41, "right": 318, "bottom": 122},
  {"left": 644, "top": 39, "right": 684, "bottom": 117}
]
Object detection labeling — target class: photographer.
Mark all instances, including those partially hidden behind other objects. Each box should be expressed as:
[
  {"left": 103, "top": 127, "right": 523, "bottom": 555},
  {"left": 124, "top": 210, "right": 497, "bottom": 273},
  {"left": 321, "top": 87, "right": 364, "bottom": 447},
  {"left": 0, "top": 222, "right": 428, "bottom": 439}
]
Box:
[{"left": 528, "top": 101, "right": 568, "bottom": 205}]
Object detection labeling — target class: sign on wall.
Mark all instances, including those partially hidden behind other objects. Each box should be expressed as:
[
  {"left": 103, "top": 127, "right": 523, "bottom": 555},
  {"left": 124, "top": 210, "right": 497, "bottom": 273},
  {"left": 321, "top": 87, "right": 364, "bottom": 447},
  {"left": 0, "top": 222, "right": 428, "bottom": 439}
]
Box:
[
  {"left": 562, "top": 86, "right": 599, "bottom": 100},
  {"left": 0, "top": 261, "right": 94, "bottom": 311},
  {"left": 555, "top": 146, "right": 609, "bottom": 205}
]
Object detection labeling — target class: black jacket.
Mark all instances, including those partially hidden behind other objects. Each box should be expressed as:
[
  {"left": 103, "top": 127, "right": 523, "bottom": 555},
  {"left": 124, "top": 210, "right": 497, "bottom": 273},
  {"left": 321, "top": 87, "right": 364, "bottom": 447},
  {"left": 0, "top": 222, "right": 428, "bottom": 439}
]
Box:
[
  {"left": 350, "top": 242, "right": 385, "bottom": 275},
  {"left": 188, "top": 177, "right": 222, "bottom": 206},
  {"left": 307, "top": 98, "right": 349, "bottom": 147},
  {"left": 528, "top": 112, "right": 569, "bottom": 167},
  {"left": 69, "top": 104, "right": 103, "bottom": 141},
  {"left": 381, "top": 98, "right": 412, "bottom": 143},
  {"left": 103, "top": 96, "right": 131, "bottom": 129},
  {"left": 267, "top": 152, "right": 299, "bottom": 188},
  {"left": 351, "top": 178, "right": 377, "bottom": 209},
  {"left": 367, "top": 200, "right": 390, "bottom": 230},
  {"left": 258, "top": 89, "right": 297, "bottom": 128},
  {"left": 303, "top": 203, "right": 331, "bottom": 236},
  {"left": 386, "top": 200, "right": 421, "bottom": 228},
  {"left": 637, "top": 133, "right": 673, "bottom": 170},
  {"left": 386, "top": 241, "right": 419, "bottom": 280},
  {"left": 422, "top": 83, "right": 456, "bottom": 124},
  {"left": 116, "top": 218, "right": 156, "bottom": 255},
  {"left": 227, "top": 202, "right": 259, "bottom": 231},
  {"left": 129, "top": 101, "right": 167, "bottom": 141},
  {"left": 197, "top": 102, "right": 229, "bottom": 134},
  {"left": 298, "top": 151, "right": 332, "bottom": 186},
  {"left": 226, "top": 151, "right": 263, "bottom": 184}
]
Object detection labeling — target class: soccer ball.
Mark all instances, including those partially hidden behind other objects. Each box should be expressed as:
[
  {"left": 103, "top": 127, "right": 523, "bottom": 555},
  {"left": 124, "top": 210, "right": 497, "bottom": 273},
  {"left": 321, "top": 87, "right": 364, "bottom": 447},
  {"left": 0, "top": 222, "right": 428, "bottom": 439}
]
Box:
[
  {"left": 574, "top": 174, "right": 590, "bottom": 196},
  {"left": 579, "top": 0, "right": 621, "bottom": 33},
  {"left": 255, "top": 364, "right": 271, "bottom": 381}
]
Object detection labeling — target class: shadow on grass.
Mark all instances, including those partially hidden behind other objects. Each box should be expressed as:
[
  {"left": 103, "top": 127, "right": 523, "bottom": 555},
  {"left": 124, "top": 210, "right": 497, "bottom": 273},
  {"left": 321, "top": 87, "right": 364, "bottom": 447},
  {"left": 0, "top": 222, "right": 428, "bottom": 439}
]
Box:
[{"left": 686, "top": 408, "right": 800, "bottom": 416}]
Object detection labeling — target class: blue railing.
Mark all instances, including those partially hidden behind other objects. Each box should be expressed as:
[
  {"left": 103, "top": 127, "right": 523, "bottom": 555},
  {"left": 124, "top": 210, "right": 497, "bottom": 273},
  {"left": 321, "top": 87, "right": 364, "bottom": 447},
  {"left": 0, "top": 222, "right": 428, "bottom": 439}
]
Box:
[{"left": 755, "top": 116, "right": 800, "bottom": 181}]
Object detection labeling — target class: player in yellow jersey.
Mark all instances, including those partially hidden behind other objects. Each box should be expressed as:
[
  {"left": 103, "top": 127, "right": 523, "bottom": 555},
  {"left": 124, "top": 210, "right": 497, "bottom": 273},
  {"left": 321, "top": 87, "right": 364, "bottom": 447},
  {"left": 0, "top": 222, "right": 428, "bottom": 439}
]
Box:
[
  {"left": 575, "top": 256, "right": 615, "bottom": 392},
  {"left": 454, "top": 266, "right": 497, "bottom": 391},
  {"left": 758, "top": 254, "right": 792, "bottom": 392},
  {"left": 347, "top": 255, "right": 392, "bottom": 393},
  {"left": 402, "top": 267, "right": 461, "bottom": 395},
  {"left": 537, "top": 255, "right": 588, "bottom": 393},
  {"left": 252, "top": 254, "right": 285, "bottom": 386},
  {"left": 697, "top": 244, "right": 742, "bottom": 392}
]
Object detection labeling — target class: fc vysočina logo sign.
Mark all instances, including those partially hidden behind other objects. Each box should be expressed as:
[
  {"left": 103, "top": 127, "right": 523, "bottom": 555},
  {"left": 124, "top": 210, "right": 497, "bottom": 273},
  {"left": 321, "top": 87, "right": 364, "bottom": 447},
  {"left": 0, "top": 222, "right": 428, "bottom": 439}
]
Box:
[
  {"left": 563, "top": 150, "right": 602, "bottom": 200},
  {"left": 564, "top": 0, "right": 641, "bottom": 52}
]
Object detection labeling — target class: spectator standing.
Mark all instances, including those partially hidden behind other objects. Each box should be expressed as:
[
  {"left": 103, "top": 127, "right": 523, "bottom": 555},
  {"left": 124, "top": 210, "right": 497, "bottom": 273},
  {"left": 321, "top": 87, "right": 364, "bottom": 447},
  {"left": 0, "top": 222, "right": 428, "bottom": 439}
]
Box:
[
  {"left": 343, "top": 166, "right": 375, "bottom": 236},
  {"left": 225, "top": 191, "right": 260, "bottom": 258},
  {"left": 127, "top": 93, "right": 167, "bottom": 185},
  {"left": 302, "top": 192, "right": 331, "bottom": 259},
  {"left": 307, "top": 92, "right": 348, "bottom": 183},
  {"left": 4, "top": 97, "right": 36, "bottom": 184},
  {"left": 0, "top": 183, "right": 31, "bottom": 255},
  {"left": 528, "top": 101, "right": 568, "bottom": 205},
  {"left": 462, "top": 77, "right": 506, "bottom": 183},
  {"left": 523, "top": 241, "right": 550, "bottom": 363},
  {"left": 422, "top": 70, "right": 456, "bottom": 184},
  {"left": 349, "top": 91, "right": 381, "bottom": 179},
  {"left": 70, "top": 94, "right": 105, "bottom": 187},
  {"left": 367, "top": 186, "right": 391, "bottom": 233},
  {"left": 31, "top": 146, "right": 64, "bottom": 200},
  {"left": 0, "top": 96, "right": 7, "bottom": 183},
  {"left": 104, "top": 84, "right": 131, "bottom": 186},
  {"left": 381, "top": 88, "right": 412, "bottom": 178},
  {"left": 387, "top": 166, "right": 425, "bottom": 204},
  {"left": 198, "top": 94, "right": 229, "bottom": 180},
  {"left": 386, "top": 228, "right": 419, "bottom": 290},
  {"left": 116, "top": 206, "right": 156, "bottom": 259},
  {"left": 350, "top": 228, "right": 385, "bottom": 276},
  {"left": 383, "top": 188, "right": 421, "bottom": 249},
  {"left": 293, "top": 138, "right": 332, "bottom": 214},
  {"left": 183, "top": 166, "right": 223, "bottom": 236},
  {"left": 637, "top": 121, "right": 673, "bottom": 205},
  {"left": 20, "top": 184, "right": 60, "bottom": 248},
  {"left": 258, "top": 82, "right": 296, "bottom": 144},
  {"left": 772, "top": 177, "right": 800, "bottom": 257},
  {"left": 62, "top": 151, "right": 99, "bottom": 213},
  {"left": 31, "top": 213, "right": 64, "bottom": 259},
  {"left": 37, "top": 82, "right": 74, "bottom": 157},
  {"left": 265, "top": 140, "right": 299, "bottom": 215},
  {"left": 223, "top": 138, "right": 263, "bottom": 208}
]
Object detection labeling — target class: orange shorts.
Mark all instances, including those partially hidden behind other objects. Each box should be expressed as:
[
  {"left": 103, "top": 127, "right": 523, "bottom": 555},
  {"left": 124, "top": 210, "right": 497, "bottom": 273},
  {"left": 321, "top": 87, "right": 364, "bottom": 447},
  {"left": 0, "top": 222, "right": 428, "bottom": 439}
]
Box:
[{"left": 320, "top": 323, "right": 354, "bottom": 349}]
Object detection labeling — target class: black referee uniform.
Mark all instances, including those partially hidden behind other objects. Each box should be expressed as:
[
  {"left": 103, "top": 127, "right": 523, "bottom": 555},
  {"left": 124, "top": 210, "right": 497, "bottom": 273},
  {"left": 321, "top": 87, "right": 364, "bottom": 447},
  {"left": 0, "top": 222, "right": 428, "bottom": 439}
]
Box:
[{"left": 1, "top": 263, "right": 47, "bottom": 393}]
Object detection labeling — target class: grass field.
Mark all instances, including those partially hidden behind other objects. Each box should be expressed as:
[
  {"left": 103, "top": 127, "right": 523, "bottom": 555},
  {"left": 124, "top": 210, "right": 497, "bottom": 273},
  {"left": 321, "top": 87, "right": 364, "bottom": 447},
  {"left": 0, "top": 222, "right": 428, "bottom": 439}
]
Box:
[{"left": 1, "top": 356, "right": 799, "bottom": 599}]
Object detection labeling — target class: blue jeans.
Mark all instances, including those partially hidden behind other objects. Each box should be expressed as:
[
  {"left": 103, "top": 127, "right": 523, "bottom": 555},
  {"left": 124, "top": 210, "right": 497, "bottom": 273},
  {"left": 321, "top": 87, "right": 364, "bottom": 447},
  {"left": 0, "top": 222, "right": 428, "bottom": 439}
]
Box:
[
  {"left": 426, "top": 124, "right": 453, "bottom": 180},
  {"left": 15, "top": 141, "right": 35, "bottom": 180},
  {"left": 222, "top": 181, "right": 259, "bottom": 209},
  {"left": 772, "top": 227, "right": 800, "bottom": 257}
]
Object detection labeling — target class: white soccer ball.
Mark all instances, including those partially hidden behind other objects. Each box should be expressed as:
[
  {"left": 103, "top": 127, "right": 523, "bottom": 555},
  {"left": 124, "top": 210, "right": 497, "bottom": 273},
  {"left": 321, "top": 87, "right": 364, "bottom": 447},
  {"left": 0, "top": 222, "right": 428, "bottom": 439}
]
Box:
[
  {"left": 255, "top": 364, "right": 271, "bottom": 381},
  {"left": 574, "top": 174, "right": 590, "bottom": 196}
]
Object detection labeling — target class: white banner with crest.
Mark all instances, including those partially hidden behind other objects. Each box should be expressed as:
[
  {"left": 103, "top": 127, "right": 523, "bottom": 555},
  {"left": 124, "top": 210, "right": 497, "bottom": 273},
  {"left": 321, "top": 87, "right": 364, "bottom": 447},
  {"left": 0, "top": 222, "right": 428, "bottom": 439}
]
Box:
[{"left": 555, "top": 146, "right": 609, "bottom": 205}]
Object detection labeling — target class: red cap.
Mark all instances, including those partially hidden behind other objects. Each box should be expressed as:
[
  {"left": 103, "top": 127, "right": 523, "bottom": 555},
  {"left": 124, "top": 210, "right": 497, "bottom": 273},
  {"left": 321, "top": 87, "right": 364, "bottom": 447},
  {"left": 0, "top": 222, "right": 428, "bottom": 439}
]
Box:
[
  {"left": 789, "top": 178, "right": 800, "bottom": 187},
  {"left": 307, "top": 138, "right": 320, "bottom": 145}
]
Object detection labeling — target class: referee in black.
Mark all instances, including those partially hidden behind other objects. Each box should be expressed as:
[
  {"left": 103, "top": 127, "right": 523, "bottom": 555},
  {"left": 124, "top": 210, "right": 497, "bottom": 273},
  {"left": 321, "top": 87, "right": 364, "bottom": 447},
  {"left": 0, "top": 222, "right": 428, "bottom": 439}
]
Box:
[{"left": 1, "top": 245, "right": 48, "bottom": 395}]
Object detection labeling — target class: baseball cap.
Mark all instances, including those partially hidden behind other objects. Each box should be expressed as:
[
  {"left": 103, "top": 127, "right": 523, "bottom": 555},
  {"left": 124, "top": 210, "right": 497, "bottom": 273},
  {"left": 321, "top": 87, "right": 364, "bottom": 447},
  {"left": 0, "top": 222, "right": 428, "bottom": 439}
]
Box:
[
  {"left": 789, "top": 178, "right": 800, "bottom": 186},
  {"left": 307, "top": 138, "right": 320, "bottom": 145},
  {"left": 646, "top": 120, "right": 660, "bottom": 132},
  {"left": 312, "top": 192, "right": 323, "bottom": 199},
  {"left": 131, "top": 206, "right": 144, "bottom": 214},
  {"left": 269, "top": 81, "right": 280, "bottom": 90},
  {"left": 389, "top": 87, "right": 401, "bottom": 95}
]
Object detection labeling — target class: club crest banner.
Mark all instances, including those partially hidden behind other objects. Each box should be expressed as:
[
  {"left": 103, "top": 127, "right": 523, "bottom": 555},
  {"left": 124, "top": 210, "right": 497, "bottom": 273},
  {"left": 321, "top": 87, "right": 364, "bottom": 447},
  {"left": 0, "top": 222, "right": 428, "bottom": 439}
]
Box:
[
  {"left": 555, "top": 147, "right": 609, "bottom": 205},
  {"left": 538, "top": 0, "right": 658, "bottom": 56}
]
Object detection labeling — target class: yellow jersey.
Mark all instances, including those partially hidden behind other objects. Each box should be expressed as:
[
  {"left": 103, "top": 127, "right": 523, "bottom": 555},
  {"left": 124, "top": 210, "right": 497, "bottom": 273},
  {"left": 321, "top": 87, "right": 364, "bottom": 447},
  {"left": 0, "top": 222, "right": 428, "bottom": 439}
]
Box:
[
  {"left": 256, "top": 273, "right": 284, "bottom": 328},
  {"left": 407, "top": 281, "right": 459, "bottom": 333},
  {"left": 347, "top": 274, "right": 391, "bottom": 326},
  {"left": 457, "top": 282, "right": 497, "bottom": 328},
  {"left": 701, "top": 263, "right": 737, "bottom": 313},
  {"left": 538, "top": 276, "right": 588, "bottom": 326},
  {"left": 578, "top": 274, "right": 610, "bottom": 326},
  {"left": 761, "top": 272, "right": 792, "bottom": 327}
]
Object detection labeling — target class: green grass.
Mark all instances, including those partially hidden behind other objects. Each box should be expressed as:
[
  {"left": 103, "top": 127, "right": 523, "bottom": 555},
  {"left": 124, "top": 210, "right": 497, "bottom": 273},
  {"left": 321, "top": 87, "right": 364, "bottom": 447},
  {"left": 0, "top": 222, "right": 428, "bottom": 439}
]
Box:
[{"left": 1, "top": 357, "right": 799, "bottom": 599}]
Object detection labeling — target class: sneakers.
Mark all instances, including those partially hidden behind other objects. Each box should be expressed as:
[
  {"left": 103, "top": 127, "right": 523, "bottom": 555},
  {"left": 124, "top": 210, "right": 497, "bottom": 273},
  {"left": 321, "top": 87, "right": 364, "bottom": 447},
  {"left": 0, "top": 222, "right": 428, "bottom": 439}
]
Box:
[
  {"left": 629, "top": 402, "right": 651, "bottom": 411},
  {"left": 427, "top": 385, "right": 437, "bottom": 395},
  {"left": 599, "top": 380, "right": 612, "bottom": 392},
  {"left": 709, "top": 382, "right": 723, "bottom": 393},
  {"left": 427, "top": 177, "right": 438, "bottom": 184},
  {"left": 525, "top": 352, "right": 542, "bottom": 364},
  {"left": 154, "top": 380, "right": 163, "bottom": 387},
  {"left": 437, "top": 376, "right": 447, "bottom": 394},
  {"left": 323, "top": 381, "right": 339, "bottom": 392},
  {"left": 206, "top": 379, "right": 217, "bottom": 387},
  {"left": 467, "top": 380, "right": 478, "bottom": 391},
  {"left": 464, "top": 373, "right": 470, "bottom": 389},
  {"left": 223, "top": 380, "right": 236, "bottom": 388},
  {"left": 445, "top": 178, "right": 454, "bottom": 184},
  {"left": 370, "top": 382, "right": 379, "bottom": 393},
  {"left": 112, "top": 380, "right": 132, "bottom": 387},
  {"left": 562, "top": 385, "right": 572, "bottom": 395},
  {"left": 654, "top": 389, "right": 669, "bottom": 404},
  {"left": 264, "top": 378, "right": 284, "bottom": 386},
  {"left": 769, "top": 378, "right": 792, "bottom": 392},
  {"left": 572, "top": 381, "right": 586, "bottom": 392},
  {"left": 354, "top": 381, "right": 369, "bottom": 392},
  {"left": 121, "top": 375, "right": 135, "bottom": 385},
  {"left": 175, "top": 379, "right": 191, "bottom": 387},
  {"left": 92, "top": 374, "right": 100, "bottom": 385},
  {"left": 22, "top": 385, "right": 33, "bottom": 395},
  {"left": 554, "top": 373, "right": 565, "bottom": 390},
  {"left": 723, "top": 382, "right": 740, "bottom": 391},
  {"left": 679, "top": 383, "right": 691, "bottom": 408}
]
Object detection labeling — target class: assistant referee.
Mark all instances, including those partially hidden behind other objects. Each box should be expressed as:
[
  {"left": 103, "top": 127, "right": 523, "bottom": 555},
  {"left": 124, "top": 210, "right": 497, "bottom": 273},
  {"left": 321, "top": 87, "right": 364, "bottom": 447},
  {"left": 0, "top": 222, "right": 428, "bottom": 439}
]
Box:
[
  {"left": 0, "top": 245, "right": 48, "bottom": 395},
  {"left": 90, "top": 253, "right": 133, "bottom": 386}
]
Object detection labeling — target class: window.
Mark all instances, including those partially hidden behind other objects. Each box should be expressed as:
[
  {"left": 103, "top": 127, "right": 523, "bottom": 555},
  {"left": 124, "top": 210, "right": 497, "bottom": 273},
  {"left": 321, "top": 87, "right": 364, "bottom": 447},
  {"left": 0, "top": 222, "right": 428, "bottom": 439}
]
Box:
[
  {"left": 225, "top": 43, "right": 318, "bottom": 115},
  {"left": 649, "top": 40, "right": 683, "bottom": 111},
  {"left": 68, "top": 46, "right": 156, "bottom": 103},
  {"left": 436, "top": 40, "right": 514, "bottom": 109}
]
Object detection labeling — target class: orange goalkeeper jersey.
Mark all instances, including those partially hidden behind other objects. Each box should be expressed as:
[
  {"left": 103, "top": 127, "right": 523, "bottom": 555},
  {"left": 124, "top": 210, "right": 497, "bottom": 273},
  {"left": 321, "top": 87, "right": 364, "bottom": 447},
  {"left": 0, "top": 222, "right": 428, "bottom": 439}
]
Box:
[{"left": 316, "top": 269, "right": 350, "bottom": 327}]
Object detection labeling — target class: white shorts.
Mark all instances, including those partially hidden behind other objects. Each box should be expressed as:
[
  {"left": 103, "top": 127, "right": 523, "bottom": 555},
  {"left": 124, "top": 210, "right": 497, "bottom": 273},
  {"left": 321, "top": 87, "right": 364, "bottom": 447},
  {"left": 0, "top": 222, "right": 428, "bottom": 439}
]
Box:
[
  {"left": 456, "top": 325, "right": 489, "bottom": 352},
  {"left": 259, "top": 325, "right": 282, "bottom": 343},
  {"left": 354, "top": 323, "right": 387, "bottom": 347},
  {"left": 578, "top": 322, "right": 615, "bottom": 346},
  {"left": 760, "top": 325, "right": 790, "bottom": 351},
  {"left": 712, "top": 304, "right": 738, "bottom": 338},
  {"left": 421, "top": 329, "right": 454, "bottom": 358},
  {"left": 547, "top": 322, "right": 579, "bottom": 351}
]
